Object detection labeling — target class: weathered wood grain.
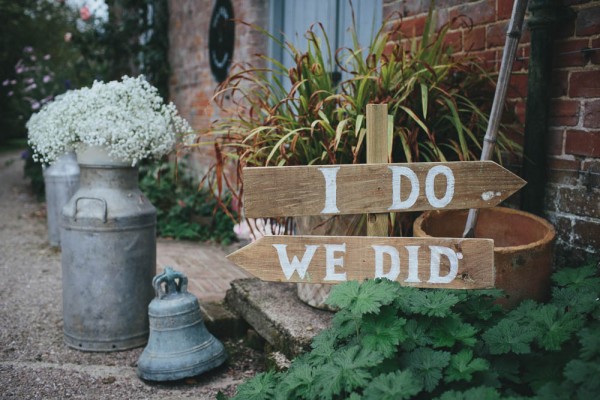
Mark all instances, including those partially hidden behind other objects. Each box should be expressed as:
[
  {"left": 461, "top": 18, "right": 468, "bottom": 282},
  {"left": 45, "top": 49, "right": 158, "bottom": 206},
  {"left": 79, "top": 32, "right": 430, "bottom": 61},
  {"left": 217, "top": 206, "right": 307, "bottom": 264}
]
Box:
[
  {"left": 243, "top": 161, "right": 526, "bottom": 218},
  {"left": 366, "top": 104, "right": 389, "bottom": 237},
  {"left": 228, "top": 235, "right": 495, "bottom": 289}
]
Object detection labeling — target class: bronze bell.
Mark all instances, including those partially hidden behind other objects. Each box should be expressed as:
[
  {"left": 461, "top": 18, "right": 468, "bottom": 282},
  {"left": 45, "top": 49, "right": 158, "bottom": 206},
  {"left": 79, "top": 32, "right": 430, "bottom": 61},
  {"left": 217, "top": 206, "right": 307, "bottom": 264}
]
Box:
[{"left": 137, "top": 267, "right": 227, "bottom": 381}]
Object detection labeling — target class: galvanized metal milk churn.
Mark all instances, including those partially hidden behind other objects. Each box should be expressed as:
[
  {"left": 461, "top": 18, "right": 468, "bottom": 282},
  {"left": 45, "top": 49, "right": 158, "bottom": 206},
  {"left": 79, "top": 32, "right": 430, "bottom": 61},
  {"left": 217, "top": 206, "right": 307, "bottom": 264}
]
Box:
[
  {"left": 61, "top": 147, "right": 156, "bottom": 351},
  {"left": 137, "top": 267, "right": 227, "bottom": 381},
  {"left": 43, "top": 152, "right": 79, "bottom": 247}
]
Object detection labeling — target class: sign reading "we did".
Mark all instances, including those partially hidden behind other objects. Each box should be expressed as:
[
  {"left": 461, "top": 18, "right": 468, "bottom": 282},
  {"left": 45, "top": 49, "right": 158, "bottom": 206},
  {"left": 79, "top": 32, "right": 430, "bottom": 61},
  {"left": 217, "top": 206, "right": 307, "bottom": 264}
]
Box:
[{"left": 228, "top": 105, "right": 525, "bottom": 290}]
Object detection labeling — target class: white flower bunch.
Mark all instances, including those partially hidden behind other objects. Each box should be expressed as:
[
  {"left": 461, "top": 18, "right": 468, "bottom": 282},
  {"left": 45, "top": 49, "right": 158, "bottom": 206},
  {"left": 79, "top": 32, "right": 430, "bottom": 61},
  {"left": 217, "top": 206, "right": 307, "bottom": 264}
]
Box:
[{"left": 27, "top": 75, "right": 191, "bottom": 166}]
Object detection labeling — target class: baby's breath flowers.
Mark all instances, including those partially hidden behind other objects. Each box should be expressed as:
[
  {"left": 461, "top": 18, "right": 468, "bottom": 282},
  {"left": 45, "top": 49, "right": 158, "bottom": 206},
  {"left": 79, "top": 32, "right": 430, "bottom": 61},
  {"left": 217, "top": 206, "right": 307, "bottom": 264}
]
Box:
[{"left": 27, "top": 75, "right": 191, "bottom": 166}]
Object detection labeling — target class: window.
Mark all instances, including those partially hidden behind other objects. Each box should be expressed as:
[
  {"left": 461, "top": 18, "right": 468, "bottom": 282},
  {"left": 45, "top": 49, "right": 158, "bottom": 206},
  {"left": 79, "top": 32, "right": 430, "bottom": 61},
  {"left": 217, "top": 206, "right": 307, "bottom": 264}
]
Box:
[{"left": 269, "top": 0, "right": 382, "bottom": 88}]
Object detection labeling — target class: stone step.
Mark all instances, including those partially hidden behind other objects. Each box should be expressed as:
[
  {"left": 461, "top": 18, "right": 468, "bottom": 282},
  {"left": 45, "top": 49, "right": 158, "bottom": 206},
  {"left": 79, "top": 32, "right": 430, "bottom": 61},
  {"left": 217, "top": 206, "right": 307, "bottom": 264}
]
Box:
[
  {"left": 199, "top": 301, "right": 248, "bottom": 340},
  {"left": 224, "top": 279, "right": 333, "bottom": 359}
]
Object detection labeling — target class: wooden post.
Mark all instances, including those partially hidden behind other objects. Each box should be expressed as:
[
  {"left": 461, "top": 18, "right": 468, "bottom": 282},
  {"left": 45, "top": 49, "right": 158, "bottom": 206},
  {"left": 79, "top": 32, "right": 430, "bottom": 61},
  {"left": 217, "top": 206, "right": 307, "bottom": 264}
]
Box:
[{"left": 366, "top": 104, "right": 389, "bottom": 237}]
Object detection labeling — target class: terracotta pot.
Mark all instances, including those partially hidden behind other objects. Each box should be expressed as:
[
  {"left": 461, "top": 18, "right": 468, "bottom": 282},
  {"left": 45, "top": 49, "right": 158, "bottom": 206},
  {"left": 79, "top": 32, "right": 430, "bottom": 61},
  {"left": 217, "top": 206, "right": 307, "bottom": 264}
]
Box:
[
  {"left": 413, "top": 207, "right": 556, "bottom": 308},
  {"left": 296, "top": 214, "right": 365, "bottom": 310}
]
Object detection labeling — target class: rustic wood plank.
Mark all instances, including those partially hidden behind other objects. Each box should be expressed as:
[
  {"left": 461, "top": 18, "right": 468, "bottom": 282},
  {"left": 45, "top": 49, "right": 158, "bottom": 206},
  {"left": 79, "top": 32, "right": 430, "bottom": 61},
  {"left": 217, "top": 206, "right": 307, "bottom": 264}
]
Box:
[
  {"left": 242, "top": 161, "right": 526, "bottom": 218},
  {"left": 228, "top": 235, "right": 495, "bottom": 289},
  {"left": 366, "top": 104, "right": 389, "bottom": 237}
]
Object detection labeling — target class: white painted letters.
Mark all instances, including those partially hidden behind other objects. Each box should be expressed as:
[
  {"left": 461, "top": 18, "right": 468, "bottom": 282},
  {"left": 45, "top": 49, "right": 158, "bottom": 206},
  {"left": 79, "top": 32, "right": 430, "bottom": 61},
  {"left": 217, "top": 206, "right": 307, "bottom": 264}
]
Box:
[
  {"left": 425, "top": 165, "right": 455, "bottom": 208},
  {"left": 324, "top": 243, "right": 347, "bottom": 281},
  {"left": 389, "top": 166, "right": 420, "bottom": 210},
  {"left": 273, "top": 244, "right": 319, "bottom": 280},
  {"left": 427, "top": 245, "right": 459, "bottom": 284},
  {"left": 405, "top": 245, "right": 421, "bottom": 283},
  {"left": 389, "top": 165, "right": 455, "bottom": 210},
  {"left": 372, "top": 245, "right": 400, "bottom": 280},
  {"left": 272, "top": 243, "right": 462, "bottom": 284},
  {"left": 319, "top": 167, "right": 340, "bottom": 214}
]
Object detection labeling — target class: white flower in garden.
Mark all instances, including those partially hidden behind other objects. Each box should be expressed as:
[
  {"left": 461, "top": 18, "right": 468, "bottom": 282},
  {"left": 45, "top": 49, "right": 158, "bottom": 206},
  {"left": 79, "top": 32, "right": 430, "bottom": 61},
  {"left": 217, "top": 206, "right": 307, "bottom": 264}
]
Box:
[{"left": 27, "top": 75, "right": 192, "bottom": 166}]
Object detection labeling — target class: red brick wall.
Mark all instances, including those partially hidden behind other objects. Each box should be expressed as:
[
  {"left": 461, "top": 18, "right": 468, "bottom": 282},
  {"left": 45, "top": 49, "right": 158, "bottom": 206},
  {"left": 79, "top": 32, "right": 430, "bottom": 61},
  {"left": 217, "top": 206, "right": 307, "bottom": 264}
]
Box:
[
  {"left": 168, "top": 0, "right": 269, "bottom": 173},
  {"left": 168, "top": 0, "right": 598, "bottom": 260},
  {"left": 383, "top": 0, "right": 599, "bottom": 261}
]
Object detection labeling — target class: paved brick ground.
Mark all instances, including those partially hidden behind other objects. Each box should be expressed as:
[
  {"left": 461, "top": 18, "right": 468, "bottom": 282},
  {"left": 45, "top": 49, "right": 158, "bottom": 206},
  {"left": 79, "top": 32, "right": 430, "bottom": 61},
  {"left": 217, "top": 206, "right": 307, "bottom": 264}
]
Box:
[{"left": 156, "top": 239, "right": 251, "bottom": 303}]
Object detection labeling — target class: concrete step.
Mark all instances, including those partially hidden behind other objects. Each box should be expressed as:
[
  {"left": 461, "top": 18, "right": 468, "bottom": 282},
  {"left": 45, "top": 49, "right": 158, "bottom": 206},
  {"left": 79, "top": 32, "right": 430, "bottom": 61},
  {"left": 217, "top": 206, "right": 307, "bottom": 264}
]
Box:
[
  {"left": 200, "top": 301, "right": 248, "bottom": 340},
  {"left": 224, "top": 279, "right": 334, "bottom": 359}
]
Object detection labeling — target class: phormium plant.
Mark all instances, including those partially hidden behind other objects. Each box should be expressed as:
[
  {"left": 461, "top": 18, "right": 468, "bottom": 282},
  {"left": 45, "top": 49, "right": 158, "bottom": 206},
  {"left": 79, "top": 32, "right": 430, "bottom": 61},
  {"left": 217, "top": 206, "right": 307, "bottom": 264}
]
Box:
[
  {"left": 197, "top": 6, "right": 521, "bottom": 235},
  {"left": 223, "top": 260, "right": 600, "bottom": 399}
]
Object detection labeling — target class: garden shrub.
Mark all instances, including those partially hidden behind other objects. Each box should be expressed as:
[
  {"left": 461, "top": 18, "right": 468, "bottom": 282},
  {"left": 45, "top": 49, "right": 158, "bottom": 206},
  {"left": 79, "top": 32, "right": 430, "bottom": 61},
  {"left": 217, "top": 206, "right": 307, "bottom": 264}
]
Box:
[
  {"left": 224, "top": 260, "right": 600, "bottom": 399},
  {"left": 139, "top": 160, "right": 238, "bottom": 245}
]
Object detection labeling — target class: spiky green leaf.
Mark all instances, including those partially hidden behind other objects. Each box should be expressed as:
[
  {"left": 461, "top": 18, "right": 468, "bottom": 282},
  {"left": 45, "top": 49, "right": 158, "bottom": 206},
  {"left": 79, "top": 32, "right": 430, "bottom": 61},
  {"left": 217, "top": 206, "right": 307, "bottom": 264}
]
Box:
[
  {"left": 401, "top": 348, "right": 451, "bottom": 392},
  {"left": 445, "top": 350, "right": 489, "bottom": 383},
  {"left": 483, "top": 319, "right": 535, "bottom": 355},
  {"left": 407, "top": 290, "right": 460, "bottom": 317},
  {"left": 361, "top": 308, "right": 407, "bottom": 357},
  {"left": 327, "top": 279, "right": 400, "bottom": 316},
  {"left": 363, "top": 370, "right": 423, "bottom": 400},
  {"left": 232, "top": 371, "right": 279, "bottom": 400},
  {"left": 313, "top": 346, "right": 383, "bottom": 397}
]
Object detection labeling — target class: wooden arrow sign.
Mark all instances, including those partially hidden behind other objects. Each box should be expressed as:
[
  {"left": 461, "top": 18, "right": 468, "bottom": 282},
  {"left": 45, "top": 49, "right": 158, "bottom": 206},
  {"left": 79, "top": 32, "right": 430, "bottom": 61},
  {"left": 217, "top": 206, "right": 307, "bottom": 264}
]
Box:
[
  {"left": 242, "top": 161, "right": 525, "bottom": 218},
  {"left": 228, "top": 236, "right": 495, "bottom": 289}
]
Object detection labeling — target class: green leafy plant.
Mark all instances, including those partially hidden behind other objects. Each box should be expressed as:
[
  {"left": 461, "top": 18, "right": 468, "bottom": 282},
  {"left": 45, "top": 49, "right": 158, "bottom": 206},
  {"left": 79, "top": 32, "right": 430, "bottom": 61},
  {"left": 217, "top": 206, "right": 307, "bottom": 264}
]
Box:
[
  {"left": 226, "top": 260, "right": 600, "bottom": 399},
  {"left": 198, "top": 5, "right": 520, "bottom": 234},
  {"left": 139, "top": 159, "right": 238, "bottom": 245}
]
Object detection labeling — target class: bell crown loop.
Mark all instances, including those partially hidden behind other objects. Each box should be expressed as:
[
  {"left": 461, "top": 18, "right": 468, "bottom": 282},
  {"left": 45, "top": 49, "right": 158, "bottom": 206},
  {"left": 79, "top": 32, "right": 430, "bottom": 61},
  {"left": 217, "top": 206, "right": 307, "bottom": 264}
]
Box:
[{"left": 153, "top": 267, "right": 188, "bottom": 299}]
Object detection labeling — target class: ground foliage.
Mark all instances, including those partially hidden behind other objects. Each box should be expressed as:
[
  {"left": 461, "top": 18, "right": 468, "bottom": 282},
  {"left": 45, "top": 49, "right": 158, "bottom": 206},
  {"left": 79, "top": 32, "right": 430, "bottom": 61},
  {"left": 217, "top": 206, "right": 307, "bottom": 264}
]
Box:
[
  {"left": 224, "top": 261, "right": 600, "bottom": 399},
  {"left": 139, "top": 160, "right": 238, "bottom": 245}
]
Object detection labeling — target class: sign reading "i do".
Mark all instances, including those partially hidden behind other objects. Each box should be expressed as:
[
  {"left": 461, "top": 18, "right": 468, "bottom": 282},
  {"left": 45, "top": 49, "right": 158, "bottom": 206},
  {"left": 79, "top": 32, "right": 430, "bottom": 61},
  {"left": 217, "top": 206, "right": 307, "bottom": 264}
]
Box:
[
  {"left": 242, "top": 161, "right": 525, "bottom": 218},
  {"left": 227, "top": 104, "right": 525, "bottom": 289}
]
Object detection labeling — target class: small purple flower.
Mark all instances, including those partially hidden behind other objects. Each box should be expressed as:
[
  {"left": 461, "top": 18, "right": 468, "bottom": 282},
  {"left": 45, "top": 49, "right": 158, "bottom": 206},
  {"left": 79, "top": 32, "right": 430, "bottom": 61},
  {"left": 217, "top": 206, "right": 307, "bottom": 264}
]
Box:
[
  {"left": 23, "top": 46, "right": 33, "bottom": 53},
  {"left": 43, "top": 75, "right": 52, "bottom": 83},
  {"left": 21, "top": 150, "right": 29, "bottom": 160},
  {"left": 25, "top": 77, "right": 34, "bottom": 84},
  {"left": 10, "top": 80, "right": 16, "bottom": 85},
  {"left": 24, "top": 83, "right": 37, "bottom": 92},
  {"left": 7, "top": 91, "right": 14, "bottom": 97},
  {"left": 31, "top": 101, "right": 40, "bottom": 110},
  {"left": 15, "top": 60, "right": 25, "bottom": 74},
  {"left": 43, "top": 54, "right": 51, "bottom": 61},
  {"left": 30, "top": 55, "right": 37, "bottom": 62},
  {"left": 2, "top": 79, "right": 9, "bottom": 86}
]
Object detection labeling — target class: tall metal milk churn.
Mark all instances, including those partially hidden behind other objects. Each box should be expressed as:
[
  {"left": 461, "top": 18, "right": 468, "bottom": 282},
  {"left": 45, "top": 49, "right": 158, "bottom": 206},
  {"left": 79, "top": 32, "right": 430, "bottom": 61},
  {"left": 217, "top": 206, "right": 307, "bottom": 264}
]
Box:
[
  {"left": 43, "top": 152, "right": 79, "bottom": 247},
  {"left": 61, "top": 155, "right": 156, "bottom": 351}
]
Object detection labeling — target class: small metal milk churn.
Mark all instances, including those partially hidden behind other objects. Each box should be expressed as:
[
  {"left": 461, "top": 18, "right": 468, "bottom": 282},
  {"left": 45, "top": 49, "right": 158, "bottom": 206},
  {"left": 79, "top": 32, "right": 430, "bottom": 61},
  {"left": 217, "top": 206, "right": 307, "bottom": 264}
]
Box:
[
  {"left": 43, "top": 152, "right": 79, "bottom": 247},
  {"left": 61, "top": 156, "right": 156, "bottom": 351},
  {"left": 137, "top": 267, "right": 227, "bottom": 381}
]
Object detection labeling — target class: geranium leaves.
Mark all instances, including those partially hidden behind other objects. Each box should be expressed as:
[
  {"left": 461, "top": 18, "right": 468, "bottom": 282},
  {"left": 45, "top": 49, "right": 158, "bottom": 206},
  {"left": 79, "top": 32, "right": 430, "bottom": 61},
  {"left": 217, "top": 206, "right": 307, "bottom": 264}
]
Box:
[
  {"left": 401, "top": 348, "right": 451, "bottom": 392},
  {"left": 229, "top": 263, "right": 600, "bottom": 400},
  {"left": 361, "top": 309, "right": 407, "bottom": 357},
  {"left": 309, "top": 346, "right": 384, "bottom": 398},
  {"left": 326, "top": 279, "right": 400, "bottom": 316},
  {"left": 445, "top": 350, "right": 489, "bottom": 383},
  {"left": 406, "top": 290, "right": 461, "bottom": 317},
  {"left": 362, "top": 371, "right": 422, "bottom": 400},
  {"left": 483, "top": 319, "right": 535, "bottom": 355}
]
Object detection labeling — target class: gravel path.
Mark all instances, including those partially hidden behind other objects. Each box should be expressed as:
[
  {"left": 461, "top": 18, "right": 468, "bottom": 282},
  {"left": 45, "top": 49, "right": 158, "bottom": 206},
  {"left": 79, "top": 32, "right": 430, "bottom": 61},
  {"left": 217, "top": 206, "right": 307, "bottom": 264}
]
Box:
[{"left": 0, "top": 150, "right": 263, "bottom": 399}]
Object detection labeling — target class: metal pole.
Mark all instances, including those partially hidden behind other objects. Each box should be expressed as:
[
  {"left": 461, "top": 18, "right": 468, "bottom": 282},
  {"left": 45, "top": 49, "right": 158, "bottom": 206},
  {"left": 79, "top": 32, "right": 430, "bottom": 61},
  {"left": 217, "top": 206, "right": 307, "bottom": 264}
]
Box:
[
  {"left": 463, "top": 0, "right": 529, "bottom": 238},
  {"left": 520, "top": 0, "right": 560, "bottom": 215}
]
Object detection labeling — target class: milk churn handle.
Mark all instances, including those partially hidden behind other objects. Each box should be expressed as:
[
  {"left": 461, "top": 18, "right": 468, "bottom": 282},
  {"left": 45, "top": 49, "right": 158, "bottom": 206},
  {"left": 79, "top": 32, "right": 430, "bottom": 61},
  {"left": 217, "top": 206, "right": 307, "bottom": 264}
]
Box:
[
  {"left": 153, "top": 267, "right": 189, "bottom": 299},
  {"left": 74, "top": 196, "right": 108, "bottom": 223}
]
